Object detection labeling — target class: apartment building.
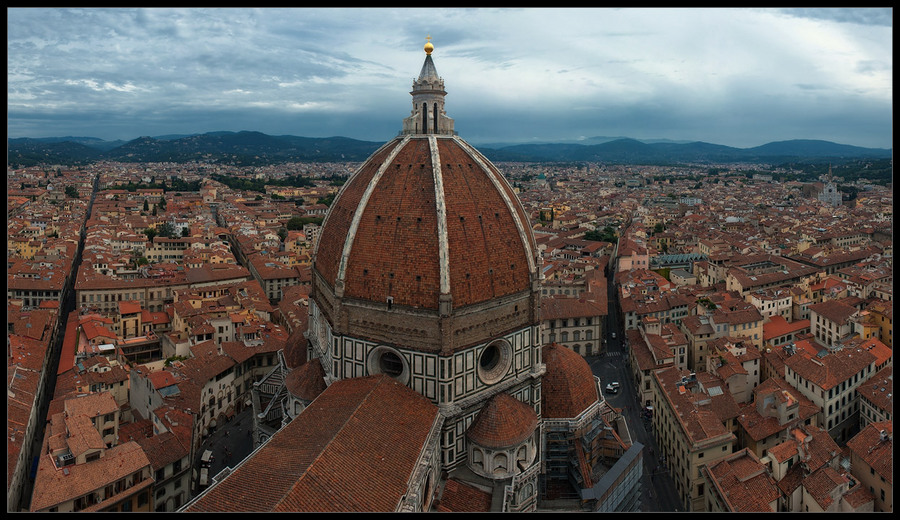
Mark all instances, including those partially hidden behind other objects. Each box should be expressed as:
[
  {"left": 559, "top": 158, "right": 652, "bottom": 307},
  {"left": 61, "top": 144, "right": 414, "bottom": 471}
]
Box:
[
  {"left": 846, "top": 421, "right": 893, "bottom": 512},
  {"left": 781, "top": 344, "right": 877, "bottom": 443},
  {"left": 855, "top": 365, "right": 892, "bottom": 428},
  {"left": 863, "top": 299, "right": 892, "bottom": 347},
  {"left": 76, "top": 272, "right": 190, "bottom": 314},
  {"left": 136, "top": 404, "right": 194, "bottom": 512},
  {"left": 724, "top": 255, "right": 818, "bottom": 296},
  {"left": 680, "top": 299, "right": 764, "bottom": 373},
  {"left": 626, "top": 319, "right": 686, "bottom": 407},
  {"left": 736, "top": 377, "right": 818, "bottom": 460},
  {"left": 704, "top": 337, "right": 762, "bottom": 404},
  {"left": 30, "top": 393, "right": 153, "bottom": 512},
  {"left": 700, "top": 448, "right": 779, "bottom": 512},
  {"left": 540, "top": 294, "right": 606, "bottom": 356},
  {"left": 247, "top": 253, "right": 303, "bottom": 303},
  {"left": 762, "top": 315, "right": 811, "bottom": 348},
  {"left": 651, "top": 367, "right": 740, "bottom": 511},
  {"left": 763, "top": 424, "right": 852, "bottom": 512},
  {"left": 746, "top": 287, "right": 793, "bottom": 321},
  {"left": 620, "top": 291, "right": 681, "bottom": 331},
  {"left": 809, "top": 298, "right": 859, "bottom": 348},
  {"left": 7, "top": 333, "right": 53, "bottom": 511}
]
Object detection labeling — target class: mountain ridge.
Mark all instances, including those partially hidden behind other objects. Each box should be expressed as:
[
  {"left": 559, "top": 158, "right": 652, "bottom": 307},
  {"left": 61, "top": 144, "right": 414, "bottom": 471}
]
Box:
[{"left": 7, "top": 131, "right": 892, "bottom": 168}]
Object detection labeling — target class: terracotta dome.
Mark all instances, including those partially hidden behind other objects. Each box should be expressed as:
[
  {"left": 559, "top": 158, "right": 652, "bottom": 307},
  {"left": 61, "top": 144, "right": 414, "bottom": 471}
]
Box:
[
  {"left": 466, "top": 392, "right": 539, "bottom": 449},
  {"left": 285, "top": 358, "right": 327, "bottom": 402},
  {"left": 541, "top": 343, "right": 599, "bottom": 419},
  {"left": 314, "top": 135, "right": 537, "bottom": 312},
  {"left": 310, "top": 39, "right": 540, "bottom": 355}
]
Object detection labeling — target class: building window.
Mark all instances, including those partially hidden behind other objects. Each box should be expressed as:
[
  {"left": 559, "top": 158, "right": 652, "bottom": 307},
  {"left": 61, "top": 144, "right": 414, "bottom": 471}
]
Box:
[
  {"left": 476, "top": 339, "right": 513, "bottom": 385},
  {"left": 367, "top": 346, "right": 410, "bottom": 384}
]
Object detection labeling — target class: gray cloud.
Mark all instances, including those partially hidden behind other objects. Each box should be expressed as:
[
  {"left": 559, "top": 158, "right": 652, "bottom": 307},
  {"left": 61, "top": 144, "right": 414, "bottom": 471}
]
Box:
[{"left": 7, "top": 7, "right": 893, "bottom": 150}]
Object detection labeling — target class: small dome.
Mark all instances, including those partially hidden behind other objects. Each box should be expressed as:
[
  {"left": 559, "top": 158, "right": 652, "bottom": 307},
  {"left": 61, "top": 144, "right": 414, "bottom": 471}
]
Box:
[
  {"left": 541, "top": 343, "right": 599, "bottom": 419},
  {"left": 285, "top": 358, "right": 327, "bottom": 402},
  {"left": 466, "top": 392, "right": 538, "bottom": 449},
  {"left": 424, "top": 40, "right": 434, "bottom": 55}
]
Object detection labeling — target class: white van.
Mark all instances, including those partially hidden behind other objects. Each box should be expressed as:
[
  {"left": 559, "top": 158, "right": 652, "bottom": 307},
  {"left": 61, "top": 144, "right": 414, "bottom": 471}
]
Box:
[{"left": 201, "top": 449, "right": 213, "bottom": 467}]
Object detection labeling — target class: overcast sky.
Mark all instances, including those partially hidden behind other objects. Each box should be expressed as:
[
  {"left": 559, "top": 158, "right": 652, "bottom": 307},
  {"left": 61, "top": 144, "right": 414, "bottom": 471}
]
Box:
[{"left": 7, "top": 7, "right": 893, "bottom": 149}]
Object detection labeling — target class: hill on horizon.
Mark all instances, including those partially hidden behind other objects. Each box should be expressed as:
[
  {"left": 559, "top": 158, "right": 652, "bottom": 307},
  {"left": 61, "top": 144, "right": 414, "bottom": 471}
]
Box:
[{"left": 7, "top": 131, "right": 892, "bottom": 169}]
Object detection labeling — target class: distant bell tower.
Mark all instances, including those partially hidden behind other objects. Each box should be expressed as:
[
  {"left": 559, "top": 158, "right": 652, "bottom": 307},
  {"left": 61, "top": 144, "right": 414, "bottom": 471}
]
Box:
[{"left": 402, "top": 36, "right": 455, "bottom": 136}]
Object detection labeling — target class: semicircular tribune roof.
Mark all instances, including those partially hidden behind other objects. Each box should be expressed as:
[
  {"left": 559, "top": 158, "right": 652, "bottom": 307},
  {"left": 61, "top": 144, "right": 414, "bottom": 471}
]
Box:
[
  {"left": 466, "top": 392, "right": 539, "bottom": 449},
  {"left": 541, "top": 343, "right": 599, "bottom": 419}
]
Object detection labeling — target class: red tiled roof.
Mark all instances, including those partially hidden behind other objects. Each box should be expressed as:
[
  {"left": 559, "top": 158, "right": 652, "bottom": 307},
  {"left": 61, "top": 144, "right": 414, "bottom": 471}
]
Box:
[
  {"left": 118, "top": 300, "right": 142, "bottom": 315},
  {"left": 803, "top": 466, "right": 848, "bottom": 510},
  {"left": 284, "top": 358, "right": 327, "bottom": 402},
  {"left": 763, "top": 315, "right": 810, "bottom": 342},
  {"left": 315, "top": 135, "right": 536, "bottom": 312},
  {"left": 437, "top": 479, "right": 492, "bottom": 512},
  {"left": 185, "top": 375, "right": 440, "bottom": 512},
  {"left": 541, "top": 343, "right": 598, "bottom": 419},
  {"left": 809, "top": 299, "right": 858, "bottom": 325},
  {"left": 856, "top": 366, "right": 892, "bottom": 415},
  {"left": 705, "top": 448, "right": 779, "bottom": 512},
  {"left": 783, "top": 346, "right": 876, "bottom": 391},
  {"left": 30, "top": 440, "right": 150, "bottom": 512},
  {"left": 846, "top": 421, "right": 892, "bottom": 484},
  {"left": 466, "top": 392, "right": 539, "bottom": 449}
]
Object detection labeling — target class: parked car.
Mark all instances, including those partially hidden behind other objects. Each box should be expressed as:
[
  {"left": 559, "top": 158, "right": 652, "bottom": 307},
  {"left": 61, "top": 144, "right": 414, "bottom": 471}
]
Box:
[
  {"left": 201, "top": 449, "right": 214, "bottom": 467},
  {"left": 605, "top": 384, "right": 618, "bottom": 394}
]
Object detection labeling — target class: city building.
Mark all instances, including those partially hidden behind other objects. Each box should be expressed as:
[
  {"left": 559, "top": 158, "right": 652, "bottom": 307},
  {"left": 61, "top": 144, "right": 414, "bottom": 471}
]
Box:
[
  {"left": 650, "top": 367, "right": 740, "bottom": 511},
  {"left": 845, "top": 421, "right": 892, "bottom": 512},
  {"left": 735, "top": 376, "right": 819, "bottom": 460},
  {"left": 29, "top": 393, "right": 153, "bottom": 512},
  {"left": 781, "top": 343, "right": 877, "bottom": 443},
  {"left": 700, "top": 447, "right": 780, "bottom": 512}
]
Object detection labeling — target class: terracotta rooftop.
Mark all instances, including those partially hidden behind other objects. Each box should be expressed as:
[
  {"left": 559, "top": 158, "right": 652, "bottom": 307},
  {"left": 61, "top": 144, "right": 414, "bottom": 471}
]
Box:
[
  {"left": 763, "top": 315, "right": 811, "bottom": 342},
  {"left": 809, "top": 299, "right": 858, "bottom": 325},
  {"left": 845, "top": 421, "right": 892, "bottom": 484},
  {"left": 30, "top": 440, "right": 150, "bottom": 512},
  {"left": 314, "top": 135, "right": 536, "bottom": 312},
  {"left": 782, "top": 346, "right": 876, "bottom": 391},
  {"left": 541, "top": 343, "right": 598, "bottom": 419},
  {"left": 855, "top": 366, "right": 893, "bottom": 415},
  {"left": 704, "top": 448, "right": 779, "bottom": 512},
  {"left": 185, "top": 375, "right": 441, "bottom": 512},
  {"left": 437, "top": 479, "right": 492, "bottom": 512},
  {"left": 467, "top": 392, "right": 539, "bottom": 449},
  {"left": 284, "top": 358, "right": 327, "bottom": 402}
]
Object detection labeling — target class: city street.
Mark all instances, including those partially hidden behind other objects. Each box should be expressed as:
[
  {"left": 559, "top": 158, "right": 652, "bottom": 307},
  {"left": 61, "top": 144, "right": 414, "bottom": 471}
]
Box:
[
  {"left": 585, "top": 265, "right": 682, "bottom": 512},
  {"left": 194, "top": 406, "right": 256, "bottom": 493}
]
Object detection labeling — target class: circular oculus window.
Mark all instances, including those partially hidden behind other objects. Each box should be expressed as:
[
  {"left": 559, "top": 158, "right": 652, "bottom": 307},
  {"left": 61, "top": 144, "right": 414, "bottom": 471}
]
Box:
[
  {"left": 367, "top": 346, "right": 410, "bottom": 384},
  {"left": 477, "top": 339, "right": 512, "bottom": 385}
]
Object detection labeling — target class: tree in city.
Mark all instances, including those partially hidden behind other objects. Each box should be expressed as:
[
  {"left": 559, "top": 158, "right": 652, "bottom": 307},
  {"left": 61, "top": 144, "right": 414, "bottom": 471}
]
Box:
[{"left": 156, "top": 222, "right": 177, "bottom": 238}]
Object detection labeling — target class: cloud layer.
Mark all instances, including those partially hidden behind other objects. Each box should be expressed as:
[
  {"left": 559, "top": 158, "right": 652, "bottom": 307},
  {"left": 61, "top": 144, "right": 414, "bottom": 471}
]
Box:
[{"left": 7, "top": 8, "right": 893, "bottom": 149}]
